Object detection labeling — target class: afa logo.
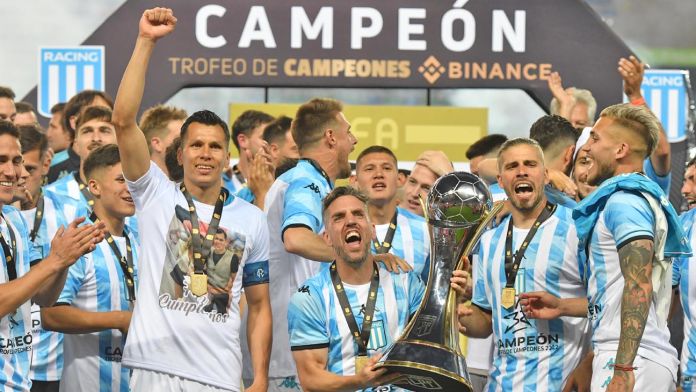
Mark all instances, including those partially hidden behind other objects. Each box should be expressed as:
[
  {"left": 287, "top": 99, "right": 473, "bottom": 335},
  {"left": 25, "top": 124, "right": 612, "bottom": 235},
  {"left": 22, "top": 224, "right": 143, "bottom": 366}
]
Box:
[{"left": 38, "top": 46, "right": 105, "bottom": 117}]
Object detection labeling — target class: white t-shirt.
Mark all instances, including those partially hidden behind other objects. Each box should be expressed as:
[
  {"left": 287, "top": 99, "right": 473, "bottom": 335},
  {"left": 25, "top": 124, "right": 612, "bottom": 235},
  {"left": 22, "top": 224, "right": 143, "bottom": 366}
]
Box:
[{"left": 122, "top": 163, "right": 270, "bottom": 391}]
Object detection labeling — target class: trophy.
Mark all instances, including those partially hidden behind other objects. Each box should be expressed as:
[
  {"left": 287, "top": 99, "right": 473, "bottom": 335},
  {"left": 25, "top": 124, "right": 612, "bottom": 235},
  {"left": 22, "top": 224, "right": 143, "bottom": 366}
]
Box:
[{"left": 375, "top": 172, "right": 499, "bottom": 391}]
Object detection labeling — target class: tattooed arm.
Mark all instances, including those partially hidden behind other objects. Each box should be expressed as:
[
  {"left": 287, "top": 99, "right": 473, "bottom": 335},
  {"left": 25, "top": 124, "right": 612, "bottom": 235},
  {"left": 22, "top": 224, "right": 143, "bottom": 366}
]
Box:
[{"left": 607, "top": 238, "right": 654, "bottom": 392}]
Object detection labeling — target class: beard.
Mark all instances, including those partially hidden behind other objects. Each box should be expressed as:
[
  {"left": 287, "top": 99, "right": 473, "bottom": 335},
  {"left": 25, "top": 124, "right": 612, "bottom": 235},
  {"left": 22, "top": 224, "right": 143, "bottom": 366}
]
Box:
[
  {"left": 508, "top": 190, "right": 544, "bottom": 212},
  {"left": 337, "top": 159, "right": 352, "bottom": 180},
  {"left": 335, "top": 241, "right": 370, "bottom": 266},
  {"left": 586, "top": 159, "right": 614, "bottom": 187}
]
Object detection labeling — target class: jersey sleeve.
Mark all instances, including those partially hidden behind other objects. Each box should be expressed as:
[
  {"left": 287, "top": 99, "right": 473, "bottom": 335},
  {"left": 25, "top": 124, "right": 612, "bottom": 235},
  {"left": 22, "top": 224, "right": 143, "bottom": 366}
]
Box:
[
  {"left": 281, "top": 177, "right": 324, "bottom": 235},
  {"left": 603, "top": 191, "right": 655, "bottom": 249},
  {"left": 235, "top": 187, "right": 255, "bottom": 204},
  {"left": 126, "top": 162, "right": 173, "bottom": 211},
  {"left": 242, "top": 210, "right": 270, "bottom": 287},
  {"left": 471, "top": 246, "right": 491, "bottom": 310},
  {"left": 288, "top": 282, "right": 329, "bottom": 350},
  {"left": 644, "top": 158, "right": 670, "bottom": 195},
  {"left": 57, "top": 258, "right": 87, "bottom": 305},
  {"left": 407, "top": 271, "right": 426, "bottom": 316},
  {"left": 672, "top": 257, "right": 682, "bottom": 288}
]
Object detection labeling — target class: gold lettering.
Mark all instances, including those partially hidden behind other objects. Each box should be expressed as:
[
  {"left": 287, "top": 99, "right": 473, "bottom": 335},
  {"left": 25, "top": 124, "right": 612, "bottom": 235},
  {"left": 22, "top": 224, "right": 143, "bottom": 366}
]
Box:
[
  {"left": 345, "top": 59, "right": 357, "bottom": 77},
  {"left": 221, "top": 58, "right": 233, "bottom": 75},
  {"left": 356, "top": 60, "right": 371, "bottom": 77},
  {"left": 398, "top": 61, "right": 411, "bottom": 78},
  {"left": 313, "top": 59, "right": 331, "bottom": 76},
  {"left": 371, "top": 60, "right": 386, "bottom": 78},
  {"left": 523, "top": 63, "right": 538, "bottom": 80},
  {"left": 375, "top": 118, "right": 399, "bottom": 150},
  {"left": 181, "top": 58, "right": 194, "bottom": 75},
  {"left": 489, "top": 63, "right": 504, "bottom": 80},
  {"left": 169, "top": 57, "right": 180, "bottom": 74},
  {"left": 332, "top": 59, "right": 345, "bottom": 77},
  {"left": 267, "top": 58, "right": 278, "bottom": 76},
  {"left": 297, "top": 59, "right": 312, "bottom": 77},
  {"left": 506, "top": 63, "right": 521, "bottom": 80},
  {"left": 539, "top": 63, "right": 552, "bottom": 80},
  {"left": 472, "top": 62, "right": 487, "bottom": 79},
  {"left": 284, "top": 58, "right": 297, "bottom": 77},
  {"left": 449, "top": 62, "right": 462, "bottom": 79}
]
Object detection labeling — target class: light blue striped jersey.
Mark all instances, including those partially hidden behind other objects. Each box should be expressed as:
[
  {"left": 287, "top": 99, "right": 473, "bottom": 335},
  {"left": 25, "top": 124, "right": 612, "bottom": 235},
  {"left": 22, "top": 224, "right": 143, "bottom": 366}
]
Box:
[
  {"left": 57, "top": 214, "right": 140, "bottom": 392},
  {"left": 371, "top": 207, "right": 430, "bottom": 283},
  {"left": 673, "top": 208, "right": 696, "bottom": 388},
  {"left": 585, "top": 191, "right": 678, "bottom": 379},
  {"left": 488, "top": 183, "right": 507, "bottom": 202},
  {"left": 472, "top": 204, "right": 589, "bottom": 391},
  {"left": 288, "top": 264, "right": 424, "bottom": 390},
  {"left": 0, "top": 205, "right": 42, "bottom": 392},
  {"left": 261, "top": 158, "right": 333, "bottom": 379},
  {"left": 49, "top": 150, "right": 69, "bottom": 168},
  {"left": 21, "top": 195, "right": 77, "bottom": 382},
  {"left": 236, "top": 186, "right": 255, "bottom": 204},
  {"left": 644, "top": 158, "right": 670, "bottom": 195},
  {"left": 222, "top": 170, "right": 245, "bottom": 196}
]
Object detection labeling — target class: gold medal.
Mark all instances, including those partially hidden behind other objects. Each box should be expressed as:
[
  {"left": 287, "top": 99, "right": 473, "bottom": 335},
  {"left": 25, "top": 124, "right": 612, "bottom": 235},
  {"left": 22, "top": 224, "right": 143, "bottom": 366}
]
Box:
[
  {"left": 501, "top": 287, "right": 516, "bottom": 309},
  {"left": 355, "top": 355, "right": 369, "bottom": 374},
  {"left": 190, "top": 273, "right": 208, "bottom": 297}
]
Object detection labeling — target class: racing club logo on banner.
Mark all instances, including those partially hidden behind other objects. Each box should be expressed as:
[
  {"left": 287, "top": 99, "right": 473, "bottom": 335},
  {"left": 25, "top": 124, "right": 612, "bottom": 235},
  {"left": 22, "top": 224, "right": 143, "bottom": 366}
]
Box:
[{"left": 38, "top": 46, "right": 105, "bottom": 117}]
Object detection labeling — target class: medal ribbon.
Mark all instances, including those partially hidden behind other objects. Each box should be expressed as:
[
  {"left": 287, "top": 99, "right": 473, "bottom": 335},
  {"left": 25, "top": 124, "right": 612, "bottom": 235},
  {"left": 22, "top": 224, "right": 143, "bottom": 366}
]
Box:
[
  {"left": 180, "top": 184, "right": 228, "bottom": 276},
  {"left": 29, "top": 194, "right": 45, "bottom": 243},
  {"left": 75, "top": 172, "right": 95, "bottom": 210},
  {"left": 330, "top": 261, "right": 379, "bottom": 356},
  {"left": 372, "top": 211, "right": 398, "bottom": 254},
  {"left": 0, "top": 214, "right": 18, "bottom": 281},
  {"left": 89, "top": 211, "right": 136, "bottom": 301},
  {"left": 504, "top": 202, "right": 556, "bottom": 289}
]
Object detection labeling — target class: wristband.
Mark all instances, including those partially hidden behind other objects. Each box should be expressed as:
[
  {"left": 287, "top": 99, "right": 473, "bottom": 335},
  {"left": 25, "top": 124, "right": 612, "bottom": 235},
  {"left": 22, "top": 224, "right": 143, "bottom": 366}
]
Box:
[
  {"left": 611, "top": 363, "right": 637, "bottom": 372},
  {"left": 630, "top": 97, "right": 646, "bottom": 106}
]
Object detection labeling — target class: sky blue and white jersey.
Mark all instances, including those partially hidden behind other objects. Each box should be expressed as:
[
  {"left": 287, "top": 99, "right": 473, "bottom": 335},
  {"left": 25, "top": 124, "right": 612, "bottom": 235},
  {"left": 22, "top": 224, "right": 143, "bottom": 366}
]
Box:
[
  {"left": 288, "top": 264, "right": 424, "bottom": 390},
  {"left": 644, "top": 158, "right": 670, "bottom": 195},
  {"left": 0, "top": 205, "right": 42, "bottom": 392},
  {"left": 222, "top": 169, "right": 245, "bottom": 196},
  {"left": 372, "top": 207, "right": 430, "bottom": 283},
  {"left": 472, "top": 204, "right": 589, "bottom": 392},
  {"left": 260, "top": 158, "right": 333, "bottom": 380},
  {"left": 57, "top": 215, "right": 140, "bottom": 392},
  {"left": 674, "top": 208, "right": 696, "bottom": 389},
  {"left": 488, "top": 183, "right": 507, "bottom": 202},
  {"left": 21, "top": 195, "right": 76, "bottom": 382},
  {"left": 585, "top": 191, "right": 678, "bottom": 380}
]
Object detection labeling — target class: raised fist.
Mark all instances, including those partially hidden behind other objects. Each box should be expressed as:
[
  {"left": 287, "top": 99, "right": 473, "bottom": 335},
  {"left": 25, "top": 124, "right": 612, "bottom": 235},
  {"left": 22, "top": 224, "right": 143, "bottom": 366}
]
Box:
[{"left": 139, "top": 7, "right": 177, "bottom": 41}]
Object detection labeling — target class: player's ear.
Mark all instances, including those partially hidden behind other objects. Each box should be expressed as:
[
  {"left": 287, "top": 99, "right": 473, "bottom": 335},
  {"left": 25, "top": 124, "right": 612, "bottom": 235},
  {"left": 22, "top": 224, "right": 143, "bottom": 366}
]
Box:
[{"left": 88, "top": 178, "right": 101, "bottom": 197}]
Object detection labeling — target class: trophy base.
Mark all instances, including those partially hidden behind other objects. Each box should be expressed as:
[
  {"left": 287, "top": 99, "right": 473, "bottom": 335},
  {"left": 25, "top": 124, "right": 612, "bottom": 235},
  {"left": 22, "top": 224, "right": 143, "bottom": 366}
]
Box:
[{"left": 375, "top": 340, "right": 473, "bottom": 392}]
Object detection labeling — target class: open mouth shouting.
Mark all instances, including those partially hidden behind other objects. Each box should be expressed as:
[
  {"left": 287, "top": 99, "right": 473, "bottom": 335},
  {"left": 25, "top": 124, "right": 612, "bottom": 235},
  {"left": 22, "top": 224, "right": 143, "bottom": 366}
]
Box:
[
  {"left": 195, "top": 164, "right": 214, "bottom": 175},
  {"left": 344, "top": 227, "right": 363, "bottom": 251}
]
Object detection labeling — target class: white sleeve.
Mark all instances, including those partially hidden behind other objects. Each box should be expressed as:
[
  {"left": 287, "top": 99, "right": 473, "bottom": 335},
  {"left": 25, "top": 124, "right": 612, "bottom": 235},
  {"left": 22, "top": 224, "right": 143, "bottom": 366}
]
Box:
[{"left": 126, "top": 161, "right": 174, "bottom": 211}]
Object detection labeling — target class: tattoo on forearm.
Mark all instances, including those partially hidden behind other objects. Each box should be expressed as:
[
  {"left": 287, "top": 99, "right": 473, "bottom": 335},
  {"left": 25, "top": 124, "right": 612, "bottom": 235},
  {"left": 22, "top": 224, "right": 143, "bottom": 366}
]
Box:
[{"left": 615, "top": 239, "right": 653, "bottom": 367}]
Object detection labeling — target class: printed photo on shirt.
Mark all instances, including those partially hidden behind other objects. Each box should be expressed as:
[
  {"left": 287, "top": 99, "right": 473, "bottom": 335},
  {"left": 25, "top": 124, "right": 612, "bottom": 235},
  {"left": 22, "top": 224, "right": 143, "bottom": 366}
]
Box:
[{"left": 159, "top": 205, "right": 245, "bottom": 315}]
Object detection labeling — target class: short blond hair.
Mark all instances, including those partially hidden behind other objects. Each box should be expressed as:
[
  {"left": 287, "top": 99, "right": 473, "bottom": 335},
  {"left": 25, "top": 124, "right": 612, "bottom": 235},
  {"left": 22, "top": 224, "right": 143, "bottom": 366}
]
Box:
[
  {"left": 292, "top": 98, "right": 343, "bottom": 152},
  {"left": 600, "top": 103, "right": 660, "bottom": 158},
  {"left": 139, "top": 105, "right": 187, "bottom": 153}
]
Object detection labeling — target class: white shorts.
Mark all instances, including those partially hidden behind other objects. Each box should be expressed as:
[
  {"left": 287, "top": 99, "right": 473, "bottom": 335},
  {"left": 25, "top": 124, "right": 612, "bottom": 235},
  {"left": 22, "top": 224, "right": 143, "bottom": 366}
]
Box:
[
  {"left": 591, "top": 351, "right": 676, "bottom": 392},
  {"left": 130, "top": 368, "right": 235, "bottom": 392}
]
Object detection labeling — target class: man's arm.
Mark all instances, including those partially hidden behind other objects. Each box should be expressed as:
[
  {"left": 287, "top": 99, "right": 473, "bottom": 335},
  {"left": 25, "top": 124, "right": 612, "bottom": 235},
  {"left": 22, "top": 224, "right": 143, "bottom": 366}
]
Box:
[
  {"left": 245, "top": 282, "right": 272, "bottom": 392},
  {"left": 112, "top": 7, "right": 177, "bottom": 181},
  {"left": 293, "top": 349, "right": 397, "bottom": 392},
  {"left": 283, "top": 227, "right": 335, "bottom": 262},
  {"left": 0, "top": 218, "right": 103, "bottom": 317},
  {"left": 41, "top": 306, "right": 131, "bottom": 334},
  {"left": 618, "top": 56, "right": 670, "bottom": 175},
  {"left": 547, "top": 71, "right": 576, "bottom": 121},
  {"left": 519, "top": 292, "right": 589, "bottom": 319},
  {"left": 610, "top": 238, "right": 654, "bottom": 389}
]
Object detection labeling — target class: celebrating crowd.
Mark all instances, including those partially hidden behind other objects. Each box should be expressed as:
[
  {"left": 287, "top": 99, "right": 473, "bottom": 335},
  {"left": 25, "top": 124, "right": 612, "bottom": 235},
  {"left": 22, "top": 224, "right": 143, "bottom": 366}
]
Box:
[{"left": 2, "top": 6, "right": 696, "bottom": 392}]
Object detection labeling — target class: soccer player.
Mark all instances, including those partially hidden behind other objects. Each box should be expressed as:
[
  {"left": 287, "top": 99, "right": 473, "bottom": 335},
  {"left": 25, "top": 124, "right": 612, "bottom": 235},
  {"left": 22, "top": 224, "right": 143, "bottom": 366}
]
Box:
[
  {"left": 400, "top": 150, "right": 453, "bottom": 216},
  {"left": 262, "top": 99, "right": 409, "bottom": 389},
  {"left": 454, "top": 138, "right": 589, "bottom": 391},
  {"left": 44, "top": 106, "right": 117, "bottom": 215},
  {"left": 0, "top": 120, "right": 103, "bottom": 391},
  {"left": 673, "top": 159, "right": 696, "bottom": 391},
  {"left": 225, "top": 110, "right": 274, "bottom": 194},
  {"left": 287, "top": 186, "right": 423, "bottom": 391},
  {"left": 41, "top": 144, "right": 138, "bottom": 392},
  {"left": 138, "top": 104, "right": 187, "bottom": 178},
  {"left": 351, "top": 145, "right": 430, "bottom": 281},
  {"left": 16, "top": 126, "right": 77, "bottom": 391},
  {"left": 112, "top": 8, "right": 271, "bottom": 391},
  {"left": 524, "top": 104, "right": 689, "bottom": 391}
]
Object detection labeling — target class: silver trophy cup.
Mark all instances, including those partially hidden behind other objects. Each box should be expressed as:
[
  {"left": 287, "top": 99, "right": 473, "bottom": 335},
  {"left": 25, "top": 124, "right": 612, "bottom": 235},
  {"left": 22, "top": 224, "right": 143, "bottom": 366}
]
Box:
[{"left": 375, "top": 172, "right": 499, "bottom": 391}]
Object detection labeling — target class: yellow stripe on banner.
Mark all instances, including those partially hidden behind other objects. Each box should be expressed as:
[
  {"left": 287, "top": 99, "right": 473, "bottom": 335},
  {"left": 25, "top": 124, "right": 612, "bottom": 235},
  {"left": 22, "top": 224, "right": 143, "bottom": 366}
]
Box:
[{"left": 404, "top": 126, "right": 481, "bottom": 145}]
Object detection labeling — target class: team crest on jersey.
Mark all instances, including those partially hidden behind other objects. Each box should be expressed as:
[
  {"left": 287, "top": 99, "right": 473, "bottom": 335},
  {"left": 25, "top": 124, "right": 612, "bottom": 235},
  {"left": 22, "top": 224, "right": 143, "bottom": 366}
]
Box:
[{"left": 367, "top": 319, "right": 387, "bottom": 350}]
